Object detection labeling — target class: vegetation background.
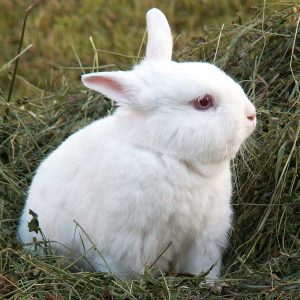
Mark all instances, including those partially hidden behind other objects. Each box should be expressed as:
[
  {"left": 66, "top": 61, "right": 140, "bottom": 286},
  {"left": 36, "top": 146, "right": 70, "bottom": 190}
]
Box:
[
  {"left": 0, "top": 0, "right": 258, "bottom": 98},
  {"left": 0, "top": 0, "right": 299, "bottom": 299}
]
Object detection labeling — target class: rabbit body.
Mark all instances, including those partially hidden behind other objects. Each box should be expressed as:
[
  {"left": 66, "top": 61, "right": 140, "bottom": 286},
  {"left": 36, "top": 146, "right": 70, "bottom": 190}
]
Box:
[
  {"left": 18, "top": 9, "right": 256, "bottom": 279},
  {"left": 18, "top": 110, "right": 232, "bottom": 278}
]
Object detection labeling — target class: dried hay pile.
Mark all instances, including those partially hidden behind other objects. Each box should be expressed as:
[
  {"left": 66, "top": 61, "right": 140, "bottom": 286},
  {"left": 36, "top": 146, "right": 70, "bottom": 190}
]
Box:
[{"left": 0, "top": 5, "right": 299, "bottom": 299}]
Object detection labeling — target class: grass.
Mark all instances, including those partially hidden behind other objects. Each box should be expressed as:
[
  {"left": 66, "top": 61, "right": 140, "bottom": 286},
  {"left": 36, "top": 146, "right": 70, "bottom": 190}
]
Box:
[
  {"left": 0, "top": 0, "right": 258, "bottom": 100},
  {"left": 0, "top": 1, "right": 300, "bottom": 299}
]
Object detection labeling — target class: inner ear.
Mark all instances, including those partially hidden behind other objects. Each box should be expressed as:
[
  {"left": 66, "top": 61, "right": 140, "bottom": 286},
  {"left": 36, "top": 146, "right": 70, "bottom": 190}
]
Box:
[
  {"left": 84, "top": 76, "right": 129, "bottom": 96},
  {"left": 81, "top": 72, "right": 138, "bottom": 105}
]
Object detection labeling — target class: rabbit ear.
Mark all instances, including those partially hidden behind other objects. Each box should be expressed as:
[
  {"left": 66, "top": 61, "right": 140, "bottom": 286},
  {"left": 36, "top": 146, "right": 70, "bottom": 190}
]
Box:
[
  {"left": 145, "top": 8, "right": 173, "bottom": 61},
  {"left": 81, "top": 71, "right": 138, "bottom": 105}
]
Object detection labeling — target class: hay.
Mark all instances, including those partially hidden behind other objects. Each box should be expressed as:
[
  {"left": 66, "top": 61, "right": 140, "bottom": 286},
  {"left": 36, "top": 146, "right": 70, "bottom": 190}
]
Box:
[{"left": 0, "top": 4, "right": 299, "bottom": 299}]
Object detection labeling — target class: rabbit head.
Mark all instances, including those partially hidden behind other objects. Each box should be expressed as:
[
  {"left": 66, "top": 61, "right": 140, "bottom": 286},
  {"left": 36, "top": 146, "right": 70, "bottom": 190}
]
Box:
[{"left": 82, "top": 8, "right": 256, "bottom": 162}]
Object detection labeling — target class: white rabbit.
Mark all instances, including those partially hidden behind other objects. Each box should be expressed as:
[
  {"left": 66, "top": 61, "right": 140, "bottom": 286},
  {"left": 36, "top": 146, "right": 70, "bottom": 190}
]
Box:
[{"left": 18, "top": 8, "right": 256, "bottom": 279}]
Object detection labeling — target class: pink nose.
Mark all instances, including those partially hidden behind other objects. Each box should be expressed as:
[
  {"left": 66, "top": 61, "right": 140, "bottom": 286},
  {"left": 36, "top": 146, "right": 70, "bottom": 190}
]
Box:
[{"left": 247, "top": 114, "right": 256, "bottom": 121}]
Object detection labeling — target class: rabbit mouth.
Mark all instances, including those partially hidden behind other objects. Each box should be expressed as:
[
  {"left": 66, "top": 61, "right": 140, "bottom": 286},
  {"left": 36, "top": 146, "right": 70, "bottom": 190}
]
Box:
[{"left": 245, "top": 122, "right": 256, "bottom": 138}]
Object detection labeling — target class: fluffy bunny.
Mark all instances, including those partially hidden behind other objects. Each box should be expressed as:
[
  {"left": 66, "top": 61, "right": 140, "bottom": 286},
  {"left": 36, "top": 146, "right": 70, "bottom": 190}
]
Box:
[{"left": 18, "top": 8, "right": 256, "bottom": 279}]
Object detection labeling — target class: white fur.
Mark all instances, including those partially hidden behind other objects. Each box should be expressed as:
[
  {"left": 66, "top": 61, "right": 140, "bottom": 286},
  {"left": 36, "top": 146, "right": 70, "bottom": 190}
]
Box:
[
  {"left": 18, "top": 8, "right": 256, "bottom": 279},
  {"left": 146, "top": 8, "right": 173, "bottom": 60}
]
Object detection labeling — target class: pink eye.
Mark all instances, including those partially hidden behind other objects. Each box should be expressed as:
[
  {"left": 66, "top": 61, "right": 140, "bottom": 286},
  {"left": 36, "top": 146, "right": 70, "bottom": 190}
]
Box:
[{"left": 191, "top": 95, "right": 214, "bottom": 110}]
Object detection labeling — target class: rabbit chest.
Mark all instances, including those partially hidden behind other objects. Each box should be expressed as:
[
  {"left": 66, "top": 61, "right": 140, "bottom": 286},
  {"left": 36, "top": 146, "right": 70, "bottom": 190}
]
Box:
[
  {"left": 83, "top": 139, "right": 233, "bottom": 270},
  {"left": 131, "top": 154, "right": 233, "bottom": 256}
]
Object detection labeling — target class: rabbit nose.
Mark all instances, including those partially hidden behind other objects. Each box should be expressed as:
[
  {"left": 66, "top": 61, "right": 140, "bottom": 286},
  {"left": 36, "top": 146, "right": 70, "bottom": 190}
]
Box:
[{"left": 247, "top": 114, "right": 256, "bottom": 121}]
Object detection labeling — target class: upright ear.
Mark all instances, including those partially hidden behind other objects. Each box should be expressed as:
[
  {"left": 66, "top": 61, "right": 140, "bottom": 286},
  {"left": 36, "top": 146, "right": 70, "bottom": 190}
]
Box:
[
  {"left": 81, "top": 71, "right": 140, "bottom": 106},
  {"left": 145, "top": 8, "right": 173, "bottom": 61}
]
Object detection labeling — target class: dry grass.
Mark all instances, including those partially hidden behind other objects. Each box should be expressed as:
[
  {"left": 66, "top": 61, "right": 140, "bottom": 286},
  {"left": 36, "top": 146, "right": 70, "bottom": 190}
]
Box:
[
  {"left": 0, "top": 0, "right": 257, "bottom": 99},
  {"left": 0, "top": 1, "right": 299, "bottom": 299}
]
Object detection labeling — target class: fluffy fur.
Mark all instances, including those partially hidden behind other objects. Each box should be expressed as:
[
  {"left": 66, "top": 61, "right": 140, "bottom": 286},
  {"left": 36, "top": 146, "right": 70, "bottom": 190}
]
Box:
[{"left": 18, "top": 8, "right": 256, "bottom": 279}]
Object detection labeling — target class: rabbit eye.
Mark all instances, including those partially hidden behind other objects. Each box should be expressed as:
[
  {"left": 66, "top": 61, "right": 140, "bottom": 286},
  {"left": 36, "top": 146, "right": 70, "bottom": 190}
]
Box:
[{"left": 191, "top": 95, "right": 214, "bottom": 111}]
